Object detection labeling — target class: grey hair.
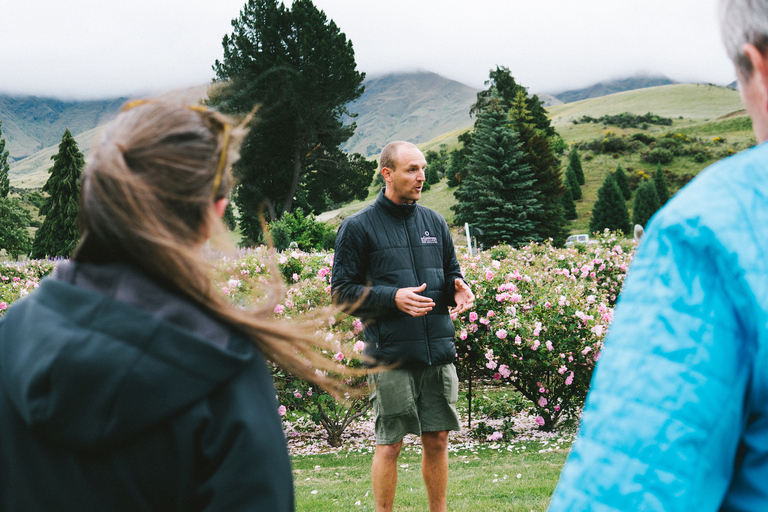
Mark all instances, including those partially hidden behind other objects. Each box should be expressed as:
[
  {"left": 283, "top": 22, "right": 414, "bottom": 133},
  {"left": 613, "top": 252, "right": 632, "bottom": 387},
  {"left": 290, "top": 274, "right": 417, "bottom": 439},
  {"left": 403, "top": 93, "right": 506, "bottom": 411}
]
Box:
[{"left": 719, "top": 0, "right": 768, "bottom": 78}]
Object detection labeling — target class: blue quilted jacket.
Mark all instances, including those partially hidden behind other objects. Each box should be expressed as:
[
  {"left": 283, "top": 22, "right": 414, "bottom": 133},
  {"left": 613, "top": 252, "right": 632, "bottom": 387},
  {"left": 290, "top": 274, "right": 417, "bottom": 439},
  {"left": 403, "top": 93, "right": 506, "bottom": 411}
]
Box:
[{"left": 550, "top": 141, "right": 768, "bottom": 511}]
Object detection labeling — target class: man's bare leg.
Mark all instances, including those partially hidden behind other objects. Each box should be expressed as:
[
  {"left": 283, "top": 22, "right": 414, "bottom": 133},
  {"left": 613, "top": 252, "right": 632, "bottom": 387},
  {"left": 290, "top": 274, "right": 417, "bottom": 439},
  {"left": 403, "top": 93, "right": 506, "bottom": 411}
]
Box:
[
  {"left": 372, "top": 440, "right": 403, "bottom": 512},
  {"left": 421, "top": 430, "right": 449, "bottom": 512}
]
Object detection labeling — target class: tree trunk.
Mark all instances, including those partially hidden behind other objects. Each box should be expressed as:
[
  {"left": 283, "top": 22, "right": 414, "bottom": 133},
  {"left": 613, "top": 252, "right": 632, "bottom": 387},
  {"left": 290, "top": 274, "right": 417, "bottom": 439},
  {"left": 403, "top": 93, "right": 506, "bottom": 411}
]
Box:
[{"left": 281, "top": 146, "right": 302, "bottom": 216}]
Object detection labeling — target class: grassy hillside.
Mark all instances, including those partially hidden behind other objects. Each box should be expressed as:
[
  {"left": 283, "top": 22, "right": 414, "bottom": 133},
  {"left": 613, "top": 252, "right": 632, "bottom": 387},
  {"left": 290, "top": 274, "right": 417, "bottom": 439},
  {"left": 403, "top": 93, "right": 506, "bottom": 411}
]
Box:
[{"left": 327, "top": 83, "right": 753, "bottom": 239}]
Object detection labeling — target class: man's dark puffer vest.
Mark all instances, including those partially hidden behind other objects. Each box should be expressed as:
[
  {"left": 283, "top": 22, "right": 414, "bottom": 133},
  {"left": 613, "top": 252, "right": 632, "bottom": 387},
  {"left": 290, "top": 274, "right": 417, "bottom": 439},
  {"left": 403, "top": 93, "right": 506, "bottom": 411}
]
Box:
[{"left": 332, "top": 190, "right": 464, "bottom": 367}]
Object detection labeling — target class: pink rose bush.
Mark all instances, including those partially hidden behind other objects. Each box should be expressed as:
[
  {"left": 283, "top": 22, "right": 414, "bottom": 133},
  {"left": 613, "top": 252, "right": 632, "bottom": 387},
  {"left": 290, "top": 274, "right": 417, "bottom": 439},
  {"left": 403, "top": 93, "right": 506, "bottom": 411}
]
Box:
[
  {"left": 454, "top": 232, "right": 633, "bottom": 431},
  {"left": 4, "top": 231, "right": 634, "bottom": 442}
]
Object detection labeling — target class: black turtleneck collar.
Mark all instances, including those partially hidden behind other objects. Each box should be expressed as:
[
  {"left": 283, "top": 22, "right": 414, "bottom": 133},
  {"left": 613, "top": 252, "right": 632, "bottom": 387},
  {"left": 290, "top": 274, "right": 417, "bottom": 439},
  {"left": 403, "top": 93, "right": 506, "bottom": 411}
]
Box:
[{"left": 375, "top": 189, "right": 418, "bottom": 219}]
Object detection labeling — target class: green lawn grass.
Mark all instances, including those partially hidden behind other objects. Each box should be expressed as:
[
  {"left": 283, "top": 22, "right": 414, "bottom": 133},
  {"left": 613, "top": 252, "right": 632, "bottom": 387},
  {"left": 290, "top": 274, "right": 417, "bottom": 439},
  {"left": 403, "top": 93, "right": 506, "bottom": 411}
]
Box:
[{"left": 293, "top": 442, "right": 569, "bottom": 511}]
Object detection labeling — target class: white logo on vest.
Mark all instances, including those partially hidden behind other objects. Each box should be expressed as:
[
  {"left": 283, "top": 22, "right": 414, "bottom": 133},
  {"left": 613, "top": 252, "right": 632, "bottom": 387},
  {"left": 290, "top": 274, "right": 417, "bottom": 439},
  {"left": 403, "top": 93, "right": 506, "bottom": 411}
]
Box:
[{"left": 421, "top": 230, "right": 438, "bottom": 244}]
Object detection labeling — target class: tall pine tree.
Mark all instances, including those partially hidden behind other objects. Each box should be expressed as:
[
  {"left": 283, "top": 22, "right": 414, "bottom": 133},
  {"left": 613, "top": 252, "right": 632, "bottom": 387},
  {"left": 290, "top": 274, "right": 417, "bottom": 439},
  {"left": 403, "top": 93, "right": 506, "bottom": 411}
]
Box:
[
  {"left": 654, "top": 165, "right": 670, "bottom": 204},
  {"left": 210, "top": 0, "right": 367, "bottom": 242},
  {"left": 561, "top": 185, "right": 578, "bottom": 220},
  {"left": 614, "top": 164, "right": 631, "bottom": 200},
  {"left": 632, "top": 179, "right": 661, "bottom": 228},
  {"left": 509, "top": 89, "right": 568, "bottom": 246},
  {"left": 568, "top": 148, "right": 585, "bottom": 186},
  {"left": 565, "top": 166, "right": 582, "bottom": 200},
  {"left": 589, "top": 172, "right": 631, "bottom": 235},
  {"left": 31, "top": 129, "right": 84, "bottom": 258},
  {"left": 0, "top": 198, "right": 32, "bottom": 259},
  {"left": 453, "top": 98, "right": 540, "bottom": 247},
  {"left": 0, "top": 120, "right": 9, "bottom": 198}
]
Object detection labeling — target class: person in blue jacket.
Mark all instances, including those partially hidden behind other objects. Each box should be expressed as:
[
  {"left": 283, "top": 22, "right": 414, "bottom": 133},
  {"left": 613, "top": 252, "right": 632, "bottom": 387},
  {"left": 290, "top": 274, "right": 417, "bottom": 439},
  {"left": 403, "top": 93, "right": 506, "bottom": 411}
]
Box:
[
  {"left": 0, "top": 100, "right": 336, "bottom": 511},
  {"left": 549, "top": 1, "right": 768, "bottom": 510}
]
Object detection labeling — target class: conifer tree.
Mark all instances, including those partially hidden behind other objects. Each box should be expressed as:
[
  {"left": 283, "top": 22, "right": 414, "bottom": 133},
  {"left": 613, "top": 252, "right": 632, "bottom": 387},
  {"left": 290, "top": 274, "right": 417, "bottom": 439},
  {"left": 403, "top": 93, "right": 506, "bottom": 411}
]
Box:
[
  {"left": 589, "top": 172, "right": 631, "bottom": 235},
  {"left": 452, "top": 98, "right": 540, "bottom": 247},
  {"left": 568, "top": 148, "right": 585, "bottom": 185},
  {"left": 31, "top": 129, "right": 84, "bottom": 258},
  {"left": 210, "top": 0, "right": 367, "bottom": 241},
  {"left": 0, "top": 120, "right": 9, "bottom": 198},
  {"left": 632, "top": 179, "right": 661, "bottom": 228},
  {"left": 654, "top": 165, "right": 670, "bottom": 204},
  {"left": 509, "top": 89, "right": 568, "bottom": 246},
  {"left": 614, "top": 164, "right": 631, "bottom": 200},
  {"left": 565, "top": 166, "right": 582, "bottom": 200},
  {"left": 446, "top": 131, "right": 472, "bottom": 187},
  {"left": 0, "top": 198, "right": 32, "bottom": 259},
  {"left": 561, "top": 184, "right": 578, "bottom": 220}
]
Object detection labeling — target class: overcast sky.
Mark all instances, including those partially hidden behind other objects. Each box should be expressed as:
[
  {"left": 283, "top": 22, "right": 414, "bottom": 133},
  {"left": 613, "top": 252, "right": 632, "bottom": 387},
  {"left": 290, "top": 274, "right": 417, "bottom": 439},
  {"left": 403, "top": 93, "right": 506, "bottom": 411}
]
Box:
[{"left": 2, "top": 0, "right": 735, "bottom": 100}]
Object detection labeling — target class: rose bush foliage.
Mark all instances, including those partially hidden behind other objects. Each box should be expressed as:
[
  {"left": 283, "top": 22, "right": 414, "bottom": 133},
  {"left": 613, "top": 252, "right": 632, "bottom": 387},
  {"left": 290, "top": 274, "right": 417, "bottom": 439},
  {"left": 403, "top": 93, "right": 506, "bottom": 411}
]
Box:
[{"left": 2, "top": 231, "right": 634, "bottom": 442}]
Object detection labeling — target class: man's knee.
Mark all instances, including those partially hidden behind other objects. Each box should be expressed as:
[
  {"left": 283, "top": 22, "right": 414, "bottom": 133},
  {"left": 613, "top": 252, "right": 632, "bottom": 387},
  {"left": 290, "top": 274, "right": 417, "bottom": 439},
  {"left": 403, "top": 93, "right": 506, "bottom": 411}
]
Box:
[
  {"left": 375, "top": 440, "right": 403, "bottom": 462},
  {"left": 421, "top": 431, "right": 448, "bottom": 453}
]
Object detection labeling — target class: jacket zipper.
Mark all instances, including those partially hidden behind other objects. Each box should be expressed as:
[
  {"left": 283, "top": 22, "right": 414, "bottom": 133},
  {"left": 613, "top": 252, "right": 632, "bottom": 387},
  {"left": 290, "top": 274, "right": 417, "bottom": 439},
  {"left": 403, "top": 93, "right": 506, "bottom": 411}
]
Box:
[{"left": 403, "top": 217, "right": 432, "bottom": 365}]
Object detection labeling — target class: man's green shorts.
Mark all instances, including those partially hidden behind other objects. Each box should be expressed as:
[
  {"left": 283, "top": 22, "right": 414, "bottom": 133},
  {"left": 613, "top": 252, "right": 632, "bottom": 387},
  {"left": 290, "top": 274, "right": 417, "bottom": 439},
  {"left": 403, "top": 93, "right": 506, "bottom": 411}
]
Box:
[{"left": 367, "top": 363, "right": 461, "bottom": 445}]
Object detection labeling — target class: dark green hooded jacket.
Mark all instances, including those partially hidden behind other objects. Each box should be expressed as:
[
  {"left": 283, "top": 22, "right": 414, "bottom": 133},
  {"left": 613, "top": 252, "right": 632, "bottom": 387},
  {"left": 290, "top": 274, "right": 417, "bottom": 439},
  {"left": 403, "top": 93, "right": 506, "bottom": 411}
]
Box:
[{"left": 0, "top": 262, "right": 293, "bottom": 511}]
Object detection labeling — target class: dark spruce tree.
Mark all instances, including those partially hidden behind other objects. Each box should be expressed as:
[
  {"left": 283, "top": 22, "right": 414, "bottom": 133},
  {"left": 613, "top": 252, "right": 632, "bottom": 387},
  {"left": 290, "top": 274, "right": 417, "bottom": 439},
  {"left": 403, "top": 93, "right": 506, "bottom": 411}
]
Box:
[
  {"left": 561, "top": 184, "right": 578, "bottom": 220},
  {"left": 509, "top": 89, "right": 568, "bottom": 246},
  {"left": 568, "top": 148, "right": 585, "bottom": 186},
  {"left": 0, "top": 198, "right": 33, "bottom": 259},
  {"left": 632, "top": 179, "right": 661, "bottom": 228},
  {"left": 589, "top": 172, "right": 631, "bottom": 235},
  {"left": 565, "top": 166, "right": 582, "bottom": 200},
  {"left": 446, "top": 131, "right": 472, "bottom": 187},
  {"left": 0, "top": 120, "right": 9, "bottom": 198},
  {"left": 209, "top": 0, "right": 368, "bottom": 243},
  {"left": 31, "top": 129, "right": 84, "bottom": 258},
  {"left": 452, "top": 98, "right": 541, "bottom": 247},
  {"left": 471, "top": 66, "right": 556, "bottom": 138},
  {"left": 614, "top": 164, "right": 631, "bottom": 200},
  {"left": 654, "top": 165, "right": 670, "bottom": 205}
]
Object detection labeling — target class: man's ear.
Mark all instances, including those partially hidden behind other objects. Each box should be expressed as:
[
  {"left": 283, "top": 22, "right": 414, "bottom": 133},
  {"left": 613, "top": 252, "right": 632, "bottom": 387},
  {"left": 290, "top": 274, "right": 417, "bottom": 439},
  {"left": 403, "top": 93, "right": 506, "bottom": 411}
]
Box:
[
  {"left": 742, "top": 43, "right": 768, "bottom": 99},
  {"left": 380, "top": 167, "right": 392, "bottom": 184}
]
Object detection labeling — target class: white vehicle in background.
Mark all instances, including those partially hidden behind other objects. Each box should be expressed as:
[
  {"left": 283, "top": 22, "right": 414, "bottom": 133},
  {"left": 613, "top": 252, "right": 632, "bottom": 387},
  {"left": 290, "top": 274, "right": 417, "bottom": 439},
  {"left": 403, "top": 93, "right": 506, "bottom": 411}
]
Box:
[{"left": 565, "top": 234, "right": 591, "bottom": 247}]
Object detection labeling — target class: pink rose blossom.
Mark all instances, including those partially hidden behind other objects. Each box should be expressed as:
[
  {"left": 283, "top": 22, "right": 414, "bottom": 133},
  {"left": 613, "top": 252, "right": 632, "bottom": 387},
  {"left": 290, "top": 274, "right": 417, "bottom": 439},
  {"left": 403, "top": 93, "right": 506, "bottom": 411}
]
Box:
[
  {"left": 535, "top": 416, "right": 545, "bottom": 426},
  {"left": 531, "top": 339, "right": 540, "bottom": 351},
  {"left": 274, "top": 304, "right": 285, "bottom": 314},
  {"left": 582, "top": 346, "right": 592, "bottom": 355},
  {"left": 545, "top": 340, "right": 554, "bottom": 351},
  {"left": 221, "top": 286, "right": 230, "bottom": 295},
  {"left": 486, "top": 360, "right": 498, "bottom": 370},
  {"left": 487, "top": 310, "right": 495, "bottom": 318},
  {"left": 487, "top": 431, "right": 503, "bottom": 441},
  {"left": 538, "top": 396, "right": 548, "bottom": 407},
  {"left": 460, "top": 330, "right": 468, "bottom": 340},
  {"left": 510, "top": 293, "right": 522, "bottom": 303},
  {"left": 565, "top": 372, "right": 574, "bottom": 385},
  {"left": 294, "top": 391, "right": 302, "bottom": 398},
  {"left": 292, "top": 273, "right": 299, "bottom": 282},
  {"left": 278, "top": 405, "right": 287, "bottom": 416},
  {"left": 469, "top": 312, "right": 478, "bottom": 323},
  {"left": 486, "top": 270, "right": 494, "bottom": 281},
  {"left": 554, "top": 405, "right": 561, "bottom": 412},
  {"left": 479, "top": 318, "right": 490, "bottom": 326},
  {"left": 333, "top": 351, "right": 344, "bottom": 362},
  {"left": 558, "top": 365, "right": 568, "bottom": 374},
  {"left": 499, "top": 365, "right": 511, "bottom": 378},
  {"left": 493, "top": 373, "right": 502, "bottom": 380},
  {"left": 0, "top": 302, "right": 6, "bottom": 311},
  {"left": 353, "top": 319, "right": 364, "bottom": 333},
  {"left": 354, "top": 340, "right": 365, "bottom": 353},
  {"left": 544, "top": 301, "right": 552, "bottom": 309},
  {"left": 495, "top": 329, "right": 508, "bottom": 340}
]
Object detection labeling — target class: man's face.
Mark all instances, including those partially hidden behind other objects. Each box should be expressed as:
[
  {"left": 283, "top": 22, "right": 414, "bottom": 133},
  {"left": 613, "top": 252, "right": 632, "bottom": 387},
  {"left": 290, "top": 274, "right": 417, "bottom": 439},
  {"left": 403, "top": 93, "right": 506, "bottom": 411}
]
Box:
[{"left": 384, "top": 145, "right": 427, "bottom": 204}]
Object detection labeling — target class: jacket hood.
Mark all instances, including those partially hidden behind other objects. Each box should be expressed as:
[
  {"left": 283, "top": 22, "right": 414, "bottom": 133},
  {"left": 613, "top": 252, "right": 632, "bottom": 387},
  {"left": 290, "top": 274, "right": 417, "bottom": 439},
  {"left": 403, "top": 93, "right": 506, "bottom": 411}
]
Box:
[{"left": 0, "top": 263, "right": 254, "bottom": 450}]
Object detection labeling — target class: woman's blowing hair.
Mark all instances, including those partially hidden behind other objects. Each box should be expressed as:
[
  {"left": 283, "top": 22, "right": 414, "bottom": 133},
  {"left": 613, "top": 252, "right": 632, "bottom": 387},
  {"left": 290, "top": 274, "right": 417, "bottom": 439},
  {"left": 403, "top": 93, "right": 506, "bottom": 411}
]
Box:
[{"left": 74, "top": 100, "right": 358, "bottom": 394}]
